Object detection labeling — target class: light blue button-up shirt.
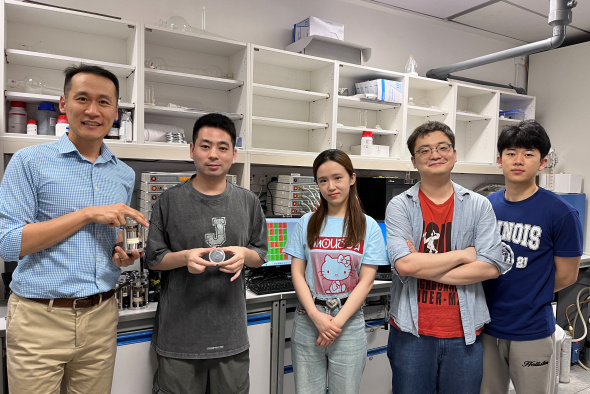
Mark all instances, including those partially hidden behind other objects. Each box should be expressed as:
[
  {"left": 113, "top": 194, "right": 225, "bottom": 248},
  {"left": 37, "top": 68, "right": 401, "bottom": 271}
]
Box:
[
  {"left": 0, "top": 134, "right": 134, "bottom": 298},
  {"left": 385, "top": 181, "right": 507, "bottom": 345}
]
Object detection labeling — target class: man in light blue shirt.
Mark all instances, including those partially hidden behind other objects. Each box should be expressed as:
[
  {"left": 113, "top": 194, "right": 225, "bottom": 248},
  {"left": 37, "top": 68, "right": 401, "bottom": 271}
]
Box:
[
  {"left": 0, "top": 64, "right": 148, "bottom": 393},
  {"left": 385, "top": 121, "right": 507, "bottom": 394}
]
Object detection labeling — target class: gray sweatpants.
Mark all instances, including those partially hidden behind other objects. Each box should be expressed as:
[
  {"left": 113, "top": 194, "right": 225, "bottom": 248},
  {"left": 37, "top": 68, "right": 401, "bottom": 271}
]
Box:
[{"left": 480, "top": 332, "right": 554, "bottom": 394}]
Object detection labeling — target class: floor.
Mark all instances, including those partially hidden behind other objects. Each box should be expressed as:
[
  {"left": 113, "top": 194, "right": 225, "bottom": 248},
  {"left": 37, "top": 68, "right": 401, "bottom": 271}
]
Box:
[{"left": 507, "top": 364, "right": 590, "bottom": 394}]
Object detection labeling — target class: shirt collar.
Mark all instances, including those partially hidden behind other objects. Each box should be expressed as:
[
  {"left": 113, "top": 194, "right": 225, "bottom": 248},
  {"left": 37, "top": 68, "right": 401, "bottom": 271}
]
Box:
[
  {"left": 57, "top": 133, "right": 116, "bottom": 164},
  {"left": 406, "top": 181, "right": 470, "bottom": 202}
]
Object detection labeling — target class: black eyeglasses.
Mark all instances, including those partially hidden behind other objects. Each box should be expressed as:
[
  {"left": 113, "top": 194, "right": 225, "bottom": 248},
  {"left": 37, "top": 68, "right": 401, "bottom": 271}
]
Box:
[{"left": 415, "top": 142, "right": 453, "bottom": 158}]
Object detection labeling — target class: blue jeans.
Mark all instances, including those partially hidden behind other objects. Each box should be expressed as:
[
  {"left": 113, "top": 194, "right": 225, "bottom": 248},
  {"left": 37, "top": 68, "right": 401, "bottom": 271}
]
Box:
[
  {"left": 387, "top": 326, "right": 483, "bottom": 394},
  {"left": 291, "top": 304, "right": 367, "bottom": 394}
]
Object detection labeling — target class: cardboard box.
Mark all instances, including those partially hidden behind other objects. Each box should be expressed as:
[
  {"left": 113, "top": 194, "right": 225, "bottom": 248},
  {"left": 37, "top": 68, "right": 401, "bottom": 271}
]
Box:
[
  {"left": 355, "top": 79, "right": 403, "bottom": 103},
  {"left": 293, "top": 17, "right": 344, "bottom": 42}
]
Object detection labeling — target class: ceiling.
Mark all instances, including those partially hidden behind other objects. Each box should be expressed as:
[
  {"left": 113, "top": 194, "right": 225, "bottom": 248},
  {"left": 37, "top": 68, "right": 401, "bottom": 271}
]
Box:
[{"left": 361, "top": 0, "right": 590, "bottom": 46}]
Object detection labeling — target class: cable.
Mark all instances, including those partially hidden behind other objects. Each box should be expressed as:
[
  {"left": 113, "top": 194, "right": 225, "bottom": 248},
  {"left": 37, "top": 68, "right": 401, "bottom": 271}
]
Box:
[
  {"left": 266, "top": 179, "right": 277, "bottom": 216},
  {"left": 578, "top": 360, "right": 590, "bottom": 371},
  {"left": 564, "top": 287, "right": 590, "bottom": 342}
]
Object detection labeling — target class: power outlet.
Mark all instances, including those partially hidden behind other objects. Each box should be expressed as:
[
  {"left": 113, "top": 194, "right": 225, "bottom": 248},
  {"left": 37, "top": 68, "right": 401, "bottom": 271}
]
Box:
[{"left": 258, "top": 175, "right": 268, "bottom": 185}]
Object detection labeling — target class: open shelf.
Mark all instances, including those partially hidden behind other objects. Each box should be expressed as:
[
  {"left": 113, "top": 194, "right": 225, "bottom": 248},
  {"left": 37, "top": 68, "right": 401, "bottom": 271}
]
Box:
[
  {"left": 5, "top": 0, "right": 136, "bottom": 40},
  {"left": 252, "top": 116, "right": 327, "bottom": 130},
  {"left": 5, "top": 91, "right": 134, "bottom": 109},
  {"left": 144, "top": 105, "right": 242, "bottom": 120},
  {"left": 338, "top": 96, "right": 400, "bottom": 110},
  {"left": 253, "top": 83, "right": 328, "bottom": 102},
  {"left": 337, "top": 126, "right": 398, "bottom": 135},
  {"left": 407, "top": 105, "right": 447, "bottom": 117},
  {"left": 144, "top": 69, "right": 243, "bottom": 90},
  {"left": 456, "top": 111, "right": 490, "bottom": 122},
  {"left": 5, "top": 49, "right": 134, "bottom": 78}
]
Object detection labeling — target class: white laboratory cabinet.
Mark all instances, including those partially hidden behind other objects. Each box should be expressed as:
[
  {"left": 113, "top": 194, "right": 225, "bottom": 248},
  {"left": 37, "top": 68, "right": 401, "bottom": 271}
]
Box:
[{"left": 111, "top": 312, "right": 272, "bottom": 394}]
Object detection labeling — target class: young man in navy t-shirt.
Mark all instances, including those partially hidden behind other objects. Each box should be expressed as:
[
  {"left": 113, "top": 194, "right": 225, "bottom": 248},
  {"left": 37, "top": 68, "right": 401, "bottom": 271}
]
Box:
[{"left": 481, "top": 120, "right": 584, "bottom": 394}]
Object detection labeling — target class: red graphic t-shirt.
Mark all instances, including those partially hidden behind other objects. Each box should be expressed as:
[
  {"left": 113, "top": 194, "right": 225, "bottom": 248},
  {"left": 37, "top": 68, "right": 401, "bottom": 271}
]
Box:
[{"left": 416, "top": 190, "right": 464, "bottom": 338}]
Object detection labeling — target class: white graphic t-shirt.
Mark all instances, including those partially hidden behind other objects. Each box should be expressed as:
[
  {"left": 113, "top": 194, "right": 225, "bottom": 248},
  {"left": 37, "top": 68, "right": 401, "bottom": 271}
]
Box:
[{"left": 284, "top": 213, "right": 389, "bottom": 298}]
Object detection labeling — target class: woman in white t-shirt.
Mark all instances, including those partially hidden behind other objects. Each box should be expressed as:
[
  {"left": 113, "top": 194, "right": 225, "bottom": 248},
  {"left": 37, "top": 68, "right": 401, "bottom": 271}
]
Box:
[{"left": 284, "top": 149, "right": 389, "bottom": 394}]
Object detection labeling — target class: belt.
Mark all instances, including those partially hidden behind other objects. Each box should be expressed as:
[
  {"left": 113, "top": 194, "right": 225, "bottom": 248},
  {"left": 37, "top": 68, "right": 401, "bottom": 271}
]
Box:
[
  {"left": 27, "top": 289, "right": 116, "bottom": 309},
  {"left": 314, "top": 297, "right": 348, "bottom": 309}
]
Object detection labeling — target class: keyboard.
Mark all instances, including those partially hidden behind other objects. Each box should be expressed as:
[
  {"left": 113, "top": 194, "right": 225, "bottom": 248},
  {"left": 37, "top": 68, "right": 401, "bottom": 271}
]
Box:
[
  {"left": 374, "top": 272, "right": 393, "bottom": 281},
  {"left": 248, "top": 278, "right": 295, "bottom": 295}
]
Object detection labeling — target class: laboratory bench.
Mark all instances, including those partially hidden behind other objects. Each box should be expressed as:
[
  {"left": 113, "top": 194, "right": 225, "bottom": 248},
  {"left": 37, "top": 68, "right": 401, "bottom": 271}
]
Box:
[
  {"left": 2, "top": 253, "right": 590, "bottom": 394},
  {"left": 0, "top": 281, "right": 393, "bottom": 394}
]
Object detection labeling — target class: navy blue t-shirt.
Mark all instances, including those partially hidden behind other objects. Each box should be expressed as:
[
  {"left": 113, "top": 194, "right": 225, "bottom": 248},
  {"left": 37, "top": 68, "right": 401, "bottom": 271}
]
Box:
[{"left": 484, "top": 187, "right": 583, "bottom": 341}]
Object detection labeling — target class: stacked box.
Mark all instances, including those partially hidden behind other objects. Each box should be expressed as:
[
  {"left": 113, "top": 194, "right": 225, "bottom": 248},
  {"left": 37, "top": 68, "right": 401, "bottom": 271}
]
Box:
[
  {"left": 354, "top": 79, "right": 403, "bottom": 103},
  {"left": 266, "top": 175, "right": 318, "bottom": 217}
]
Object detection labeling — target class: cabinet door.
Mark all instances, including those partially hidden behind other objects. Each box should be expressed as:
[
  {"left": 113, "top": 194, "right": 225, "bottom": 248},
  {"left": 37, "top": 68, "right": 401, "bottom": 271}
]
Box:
[{"left": 112, "top": 330, "right": 156, "bottom": 394}]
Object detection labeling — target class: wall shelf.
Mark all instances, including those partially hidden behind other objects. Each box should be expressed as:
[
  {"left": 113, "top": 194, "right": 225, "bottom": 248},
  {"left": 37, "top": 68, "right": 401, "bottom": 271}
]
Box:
[
  {"left": 5, "top": 49, "right": 134, "bottom": 78},
  {"left": 144, "top": 105, "right": 242, "bottom": 120},
  {"left": 253, "top": 83, "right": 328, "bottom": 102},
  {"left": 252, "top": 116, "right": 327, "bottom": 130}
]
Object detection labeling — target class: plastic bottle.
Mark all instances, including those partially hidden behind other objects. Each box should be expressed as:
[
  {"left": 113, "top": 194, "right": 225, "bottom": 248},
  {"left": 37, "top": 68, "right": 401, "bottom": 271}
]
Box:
[
  {"left": 119, "top": 110, "right": 133, "bottom": 142},
  {"left": 8, "top": 101, "right": 28, "bottom": 133},
  {"left": 106, "top": 120, "right": 120, "bottom": 140},
  {"left": 55, "top": 115, "right": 69, "bottom": 137},
  {"left": 361, "top": 130, "right": 373, "bottom": 156},
  {"left": 27, "top": 119, "right": 37, "bottom": 135},
  {"left": 35, "top": 102, "right": 58, "bottom": 135}
]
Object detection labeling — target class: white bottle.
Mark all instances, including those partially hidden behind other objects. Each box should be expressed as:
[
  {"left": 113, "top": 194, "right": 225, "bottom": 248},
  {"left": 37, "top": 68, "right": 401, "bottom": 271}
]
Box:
[
  {"left": 361, "top": 131, "right": 373, "bottom": 156},
  {"left": 27, "top": 119, "right": 37, "bottom": 135},
  {"left": 55, "top": 115, "right": 69, "bottom": 137},
  {"left": 8, "top": 101, "right": 28, "bottom": 133}
]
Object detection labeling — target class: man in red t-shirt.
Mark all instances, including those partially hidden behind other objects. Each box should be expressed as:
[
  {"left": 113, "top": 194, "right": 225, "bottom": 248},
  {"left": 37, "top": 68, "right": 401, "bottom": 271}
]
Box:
[{"left": 385, "top": 121, "right": 505, "bottom": 394}]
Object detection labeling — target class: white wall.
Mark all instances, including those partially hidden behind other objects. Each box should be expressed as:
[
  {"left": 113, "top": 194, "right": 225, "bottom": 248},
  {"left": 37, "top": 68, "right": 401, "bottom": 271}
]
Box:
[
  {"left": 529, "top": 42, "right": 589, "bottom": 251},
  {"left": 48, "top": 0, "right": 519, "bottom": 83}
]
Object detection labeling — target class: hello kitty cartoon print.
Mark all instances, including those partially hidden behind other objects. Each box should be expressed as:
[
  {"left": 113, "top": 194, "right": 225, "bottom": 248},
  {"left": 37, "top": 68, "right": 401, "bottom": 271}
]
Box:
[
  {"left": 311, "top": 236, "right": 363, "bottom": 296},
  {"left": 320, "top": 254, "right": 352, "bottom": 294}
]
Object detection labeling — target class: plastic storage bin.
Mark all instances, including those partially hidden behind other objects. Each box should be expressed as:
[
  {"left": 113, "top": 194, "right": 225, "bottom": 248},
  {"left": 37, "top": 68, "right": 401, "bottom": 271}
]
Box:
[
  {"left": 499, "top": 109, "right": 525, "bottom": 121},
  {"left": 35, "top": 102, "right": 58, "bottom": 135}
]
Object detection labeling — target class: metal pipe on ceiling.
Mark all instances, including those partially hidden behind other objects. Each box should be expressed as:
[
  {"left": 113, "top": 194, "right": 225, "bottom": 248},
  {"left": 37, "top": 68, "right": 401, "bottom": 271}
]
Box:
[{"left": 426, "top": 0, "right": 577, "bottom": 81}]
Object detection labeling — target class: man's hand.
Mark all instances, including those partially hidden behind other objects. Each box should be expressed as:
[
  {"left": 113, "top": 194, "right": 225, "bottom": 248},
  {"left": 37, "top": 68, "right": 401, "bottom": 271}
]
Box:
[
  {"left": 87, "top": 204, "right": 149, "bottom": 227},
  {"left": 185, "top": 248, "right": 217, "bottom": 274},
  {"left": 407, "top": 240, "right": 477, "bottom": 264},
  {"left": 112, "top": 245, "right": 141, "bottom": 268},
  {"left": 218, "top": 246, "right": 248, "bottom": 282}
]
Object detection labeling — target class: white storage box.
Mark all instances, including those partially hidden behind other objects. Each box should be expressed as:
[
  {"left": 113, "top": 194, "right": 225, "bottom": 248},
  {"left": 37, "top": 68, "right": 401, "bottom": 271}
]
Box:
[
  {"left": 351, "top": 144, "right": 390, "bottom": 157},
  {"left": 351, "top": 144, "right": 371, "bottom": 156},
  {"left": 372, "top": 144, "right": 390, "bottom": 158},
  {"left": 355, "top": 79, "right": 403, "bottom": 103},
  {"left": 293, "top": 17, "right": 344, "bottom": 42},
  {"left": 539, "top": 173, "right": 583, "bottom": 193}
]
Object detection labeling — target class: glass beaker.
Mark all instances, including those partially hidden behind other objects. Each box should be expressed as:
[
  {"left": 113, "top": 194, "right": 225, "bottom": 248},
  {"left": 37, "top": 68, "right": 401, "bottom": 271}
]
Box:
[{"left": 357, "top": 110, "right": 368, "bottom": 128}]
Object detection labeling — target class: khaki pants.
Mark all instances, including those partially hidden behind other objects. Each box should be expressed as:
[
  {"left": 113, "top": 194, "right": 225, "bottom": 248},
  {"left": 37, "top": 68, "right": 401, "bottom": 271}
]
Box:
[
  {"left": 6, "top": 293, "right": 118, "bottom": 394},
  {"left": 480, "top": 332, "right": 554, "bottom": 394}
]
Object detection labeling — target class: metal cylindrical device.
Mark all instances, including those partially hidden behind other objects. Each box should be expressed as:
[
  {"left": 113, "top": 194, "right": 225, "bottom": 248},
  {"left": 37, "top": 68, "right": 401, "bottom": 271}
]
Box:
[
  {"left": 559, "top": 332, "right": 572, "bottom": 383},
  {"left": 128, "top": 271, "right": 148, "bottom": 310},
  {"left": 123, "top": 218, "right": 145, "bottom": 253}
]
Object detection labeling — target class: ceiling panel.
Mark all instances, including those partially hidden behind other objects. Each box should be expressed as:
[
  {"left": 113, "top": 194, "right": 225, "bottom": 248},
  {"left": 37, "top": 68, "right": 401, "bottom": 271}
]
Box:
[
  {"left": 507, "top": 0, "right": 590, "bottom": 32},
  {"left": 454, "top": 2, "right": 553, "bottom": 42},
  {"left": 369, "top": 0, "right": 491, "bottom": 19}
]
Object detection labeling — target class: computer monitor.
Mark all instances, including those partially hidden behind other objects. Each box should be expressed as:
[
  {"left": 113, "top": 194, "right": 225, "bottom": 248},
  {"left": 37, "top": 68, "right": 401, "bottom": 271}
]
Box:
[{"left": 263, "top": 217, "right": 300, "bottom": 267}]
